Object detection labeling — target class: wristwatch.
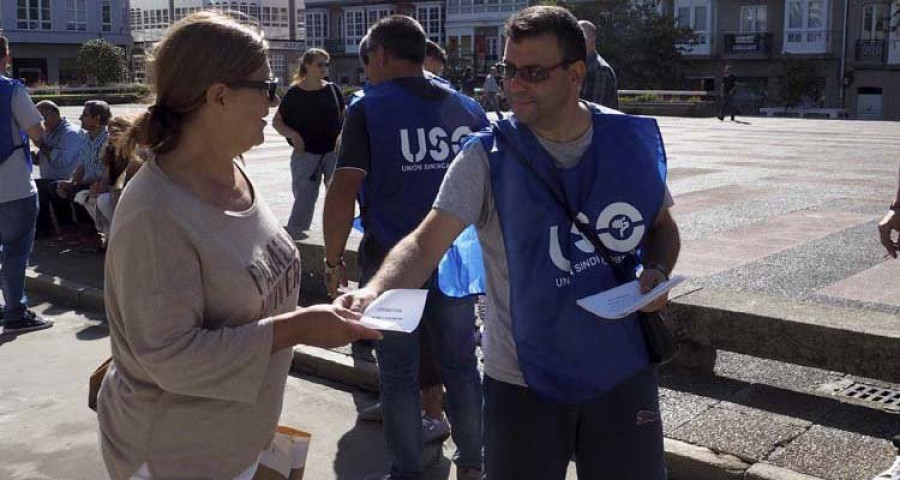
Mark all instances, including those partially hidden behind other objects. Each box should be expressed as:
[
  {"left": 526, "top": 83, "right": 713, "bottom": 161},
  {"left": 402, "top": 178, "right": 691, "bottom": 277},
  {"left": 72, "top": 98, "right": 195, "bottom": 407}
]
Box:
[
  {"left": 642, "top": 263, "right": 670, "bottom": 280},
  {"left": 324, "top": 258, "right": 343, "bottom": 274}
]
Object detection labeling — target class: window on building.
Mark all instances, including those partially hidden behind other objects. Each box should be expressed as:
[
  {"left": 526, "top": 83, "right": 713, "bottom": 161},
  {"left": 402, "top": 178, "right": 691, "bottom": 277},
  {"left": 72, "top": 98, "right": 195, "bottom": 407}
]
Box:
[
  {"left": 740, "top": 5, "right": 768, "bottom": 32},
  {"left": 367, "top": 7, "right": 394, "bottom": 26},
  {"left": 861, "top": 3, "right": 890, "bottom": 40},
  {"left": 17, "top": 0, "right": 52, "bottom": 30},
  {"left": 415, "top": 5, "right": 444, "bottom": 43},
  {"left": 344, "top": 9, "right": 367, "bottom": 48},
  {"left": 269, "top": 54, "right": 286, "bottom": 83},
  {"left": 296, "top": 9, "right": 307, "bottom": 41},
  {"left": 66, "top": 0, "right": 87, "bottom": 31},
  {"left": 784, "top": 0, "right": 829, "bottom": 52},
  {"left": 305, "top": 11, "right": 328, "bottom": 47},
  {"left": 131, "top": 8, "right": 142, "bottom": 30},
  {"left": 674, "top": 0, "right": 711, "bottom": 49},
  {"left": 101, "top": 0, "right": 112, "bottom": 32}
]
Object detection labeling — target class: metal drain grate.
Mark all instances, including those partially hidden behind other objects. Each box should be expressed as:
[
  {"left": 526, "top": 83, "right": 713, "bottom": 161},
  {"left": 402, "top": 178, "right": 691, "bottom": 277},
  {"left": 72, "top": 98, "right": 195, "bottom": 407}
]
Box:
[{"left": 836, "top": 382, "right": 900, "bottom": 411}]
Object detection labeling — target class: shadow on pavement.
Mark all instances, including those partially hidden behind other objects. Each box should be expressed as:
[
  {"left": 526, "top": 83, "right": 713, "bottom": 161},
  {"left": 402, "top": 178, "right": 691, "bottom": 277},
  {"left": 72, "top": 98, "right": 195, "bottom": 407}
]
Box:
[{"left": 76, "top": 323, "right": 109, "bottom": 341}]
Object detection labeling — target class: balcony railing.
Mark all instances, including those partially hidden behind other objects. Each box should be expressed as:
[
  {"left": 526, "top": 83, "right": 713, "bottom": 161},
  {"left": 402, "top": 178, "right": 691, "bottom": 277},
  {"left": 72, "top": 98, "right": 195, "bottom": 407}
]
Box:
[
  {"left": 722, "top": 32, "right": 772, "bottom": 58},
  {"left": 855, "top": 39, "right": 887, "bottom": 65},
  {"left": 783, "top": 28, "right": 830, "bottom": 54}
]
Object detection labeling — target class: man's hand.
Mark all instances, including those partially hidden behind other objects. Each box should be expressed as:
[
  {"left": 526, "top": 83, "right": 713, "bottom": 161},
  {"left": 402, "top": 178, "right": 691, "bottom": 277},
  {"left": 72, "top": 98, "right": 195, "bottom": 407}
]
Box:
[
  {"left": 639, "top": 267, "right": 668, "bottom": 312},
  {"left": 292, "top": 134, "right": 306, "bottom": 153},
  {"left": 324, "top": 261, "right": 348, "bottom": 299},
  {"left": 879, "top": 209, "right": 900, "bottom": 258},
  {"left": 333, "top": 286, "right": 379, "bottom": 315},
  {"left": 89, "top": 181, "right": 108, "bottom": 196},
  {"left": 292, "top": 304, "right": 381, "bottom": 348},
  {"left": 56, "top": 180, "right": 73, "bottom": 198}
]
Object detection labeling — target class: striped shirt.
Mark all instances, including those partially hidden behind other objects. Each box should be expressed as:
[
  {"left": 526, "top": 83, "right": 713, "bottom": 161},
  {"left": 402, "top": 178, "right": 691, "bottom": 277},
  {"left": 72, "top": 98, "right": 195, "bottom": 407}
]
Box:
[
  {"left": 580, "top": 52, "right": 619, "bottom": 109},
  {"left": 80, "top": 126, "right": 108, "bottom": 184}
]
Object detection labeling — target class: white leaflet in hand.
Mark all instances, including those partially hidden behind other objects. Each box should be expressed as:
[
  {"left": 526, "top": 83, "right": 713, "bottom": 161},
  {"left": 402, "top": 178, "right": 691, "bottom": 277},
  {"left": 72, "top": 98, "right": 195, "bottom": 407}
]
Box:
[
  {"left": 360, "top": 289, "right": 429, "bottom": 332},
  {"left": 576, "top": 275, "right": 685, "bottom": 320}
]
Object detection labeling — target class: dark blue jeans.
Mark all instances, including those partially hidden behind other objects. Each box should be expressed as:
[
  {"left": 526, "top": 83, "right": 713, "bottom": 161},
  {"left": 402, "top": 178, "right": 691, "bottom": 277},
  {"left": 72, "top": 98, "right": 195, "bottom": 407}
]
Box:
[
  {"left": 0, "top": 194, "right": 38, "bottom": 323},
  {"left": 484, "top": 367, "right": 666, "bottom": 480}
]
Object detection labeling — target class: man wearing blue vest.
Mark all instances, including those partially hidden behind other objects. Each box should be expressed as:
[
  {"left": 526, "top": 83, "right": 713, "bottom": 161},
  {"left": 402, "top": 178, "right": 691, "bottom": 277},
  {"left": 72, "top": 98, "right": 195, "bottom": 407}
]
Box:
[
  {"left": 0, "top": 35, "right": 53, "bottom": 335},
  {"left": 335, "top": 6, "right": 681, "bottom": 479},
  {"left": 323, "top": 16, "right": 487, "bottom": 480}
]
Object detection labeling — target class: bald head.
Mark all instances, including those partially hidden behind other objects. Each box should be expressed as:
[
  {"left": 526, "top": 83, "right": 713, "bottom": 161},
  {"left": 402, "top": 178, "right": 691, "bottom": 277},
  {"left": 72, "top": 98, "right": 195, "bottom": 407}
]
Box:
[{"left": 578, "top": 20, "right": 596, "bottom": 54}]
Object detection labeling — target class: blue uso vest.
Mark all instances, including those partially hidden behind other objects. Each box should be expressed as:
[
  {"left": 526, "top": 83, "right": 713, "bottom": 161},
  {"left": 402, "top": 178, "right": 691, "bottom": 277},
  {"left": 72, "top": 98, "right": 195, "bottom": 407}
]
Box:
[
  {"left": 360, "top": 77, "right": 488, "bottom": 249},
  {"left": 477, "top": 107, "right": 668, "bottom": 404},
  {"left": 0, "top": 77, "right": 31, "bottom": 168}
]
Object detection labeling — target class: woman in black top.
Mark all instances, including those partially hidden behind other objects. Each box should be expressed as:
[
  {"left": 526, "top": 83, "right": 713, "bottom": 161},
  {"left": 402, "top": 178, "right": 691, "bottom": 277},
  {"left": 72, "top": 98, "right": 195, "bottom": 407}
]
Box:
[{"left": 273, "top": 48, "right": 345, "bottom": 234}]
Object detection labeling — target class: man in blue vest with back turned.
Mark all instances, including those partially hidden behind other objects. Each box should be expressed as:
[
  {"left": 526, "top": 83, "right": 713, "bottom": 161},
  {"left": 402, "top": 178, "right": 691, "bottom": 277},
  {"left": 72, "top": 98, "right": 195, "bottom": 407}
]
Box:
[
  {"left": 0, "top": 35, "right": 52, "bottom": 335},
  {"left": 323, "top": 15, "right": 487, "bottom": 480},
  {"left": 335, "top": 6, "right": 681, "bottom": 479}
]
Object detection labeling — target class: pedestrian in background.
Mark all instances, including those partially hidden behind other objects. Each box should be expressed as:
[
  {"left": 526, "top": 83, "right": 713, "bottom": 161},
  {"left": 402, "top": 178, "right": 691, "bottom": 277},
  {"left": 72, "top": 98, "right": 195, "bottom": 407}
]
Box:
[
  {"left": 578, "top": 20, "right": 618, "bottom": 109},
  {"left": 0, "top": 34, "right": 51, "bottom": 335},
  {"left": 482, "top": 66, "right": 502, "bottom": 116},
  {"left": 424, "top": 40, "right": 448, "bottom": 77},
  {"left": 719, "top": 65, "right": 739, "bottom": 121},
  {"left": 273, "top": 47, "right": 345, "bottom": 236},
  {"left": 33, "top": 100, "right": 82, "bottom": 239},
  {"left": 461, "top": 66, "right": 476, "bottom": 96}
]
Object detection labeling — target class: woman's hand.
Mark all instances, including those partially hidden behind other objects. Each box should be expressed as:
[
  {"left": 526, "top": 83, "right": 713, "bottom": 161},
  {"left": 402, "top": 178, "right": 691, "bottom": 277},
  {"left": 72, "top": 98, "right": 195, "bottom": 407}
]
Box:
[{"left": 273, "top": 304, "right": 381, "bottom": 352}]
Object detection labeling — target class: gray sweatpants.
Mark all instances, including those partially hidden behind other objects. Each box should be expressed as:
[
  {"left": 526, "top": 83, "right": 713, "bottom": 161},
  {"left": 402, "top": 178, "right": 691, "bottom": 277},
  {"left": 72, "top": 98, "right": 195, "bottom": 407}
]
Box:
[{"left": 287, "top": 149, "right": 337, "bottom": 232}]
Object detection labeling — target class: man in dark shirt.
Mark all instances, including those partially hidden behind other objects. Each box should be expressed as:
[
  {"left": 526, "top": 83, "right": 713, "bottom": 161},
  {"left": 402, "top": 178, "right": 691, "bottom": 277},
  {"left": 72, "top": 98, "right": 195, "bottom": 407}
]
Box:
[
  {"left": 719, "top": 65, "right": 738, "bottom": 121},
  {"left": 578, "top": 20, "right": 619, "bottom": 109},
  {"left": 323, "top": 15, "right": 487, "bottom": 480}
]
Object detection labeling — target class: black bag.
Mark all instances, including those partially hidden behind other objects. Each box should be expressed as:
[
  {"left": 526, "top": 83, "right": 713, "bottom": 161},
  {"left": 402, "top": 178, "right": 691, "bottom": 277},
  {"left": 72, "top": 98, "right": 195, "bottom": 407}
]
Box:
[{"left": 499, "top": 129, "right": 679, "bottom": 365}]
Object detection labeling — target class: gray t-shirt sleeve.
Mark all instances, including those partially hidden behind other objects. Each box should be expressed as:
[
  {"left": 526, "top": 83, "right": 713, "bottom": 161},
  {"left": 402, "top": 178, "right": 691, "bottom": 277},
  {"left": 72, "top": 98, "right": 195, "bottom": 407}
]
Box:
[
  {"left": 11, "top": 84, "right": 42, "bottom": 132},
  {"left": 434, "top": 138, "right": 492, "bottom": 228}
]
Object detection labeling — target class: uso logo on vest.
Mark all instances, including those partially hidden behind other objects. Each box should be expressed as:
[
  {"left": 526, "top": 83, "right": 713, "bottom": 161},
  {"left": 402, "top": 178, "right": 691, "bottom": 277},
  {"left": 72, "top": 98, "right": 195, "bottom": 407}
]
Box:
[
  {"left": 549, "top": 202, "right": 646, "bottom": 274},
  {"left": 400, "top": 126, "right": 473, "bottom": 169}
]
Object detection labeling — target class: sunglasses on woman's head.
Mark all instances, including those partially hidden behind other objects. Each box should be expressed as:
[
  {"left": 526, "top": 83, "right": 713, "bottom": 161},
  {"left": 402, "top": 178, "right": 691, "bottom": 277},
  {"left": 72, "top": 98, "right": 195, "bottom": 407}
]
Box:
[
  {"left": 495, "top": 60, "right": 577, "bottom": 84},
  {"left": 226, "top": 78, "right": 279, "bottom": 101}
]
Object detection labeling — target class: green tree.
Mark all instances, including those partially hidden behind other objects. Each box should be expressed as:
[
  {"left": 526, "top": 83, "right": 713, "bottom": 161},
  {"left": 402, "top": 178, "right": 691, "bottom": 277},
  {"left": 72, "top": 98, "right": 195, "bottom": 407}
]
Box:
[
  {"left": 550, "top": 0, "right": 694, "bottom": 89},
  {"left": 779, "top": 55, "right": 823, "bottom": 107},
  {"left": 77, "top": 39, "right": 127, "bottom": 86}
]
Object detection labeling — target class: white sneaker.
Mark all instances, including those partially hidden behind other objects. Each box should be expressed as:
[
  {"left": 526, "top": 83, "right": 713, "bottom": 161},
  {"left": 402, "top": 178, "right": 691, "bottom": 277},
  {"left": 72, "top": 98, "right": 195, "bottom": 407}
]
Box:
[
  {"left": 873, "top": 456, "right": 900, "bottom": 480},
  {"left": 422, "top": 414, "right": 451, "bottom": 444}
]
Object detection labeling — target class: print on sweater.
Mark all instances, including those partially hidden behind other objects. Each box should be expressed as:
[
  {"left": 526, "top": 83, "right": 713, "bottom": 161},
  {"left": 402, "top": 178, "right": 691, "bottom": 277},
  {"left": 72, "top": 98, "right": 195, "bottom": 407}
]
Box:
[{"left": 247, "top": 231, "right": 302, "bottom": 318}]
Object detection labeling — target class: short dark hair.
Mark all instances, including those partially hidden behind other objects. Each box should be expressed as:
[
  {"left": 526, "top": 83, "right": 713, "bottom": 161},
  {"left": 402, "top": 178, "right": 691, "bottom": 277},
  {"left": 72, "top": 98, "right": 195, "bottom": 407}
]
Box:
[
  {"left": 425, "top": 40, "right": 447, "bottom": 66},
  {"left": 84, "top": 100, "right": 112, "bottom": 125},
  {"left": 368, "top": 15, "right": 426, "bottom": 64},
  {"left": 505, "top": 6, "right": 586, "bottom": 63},
  {"left": 0, "top": 36, "right": 8, "bottom": 60}
]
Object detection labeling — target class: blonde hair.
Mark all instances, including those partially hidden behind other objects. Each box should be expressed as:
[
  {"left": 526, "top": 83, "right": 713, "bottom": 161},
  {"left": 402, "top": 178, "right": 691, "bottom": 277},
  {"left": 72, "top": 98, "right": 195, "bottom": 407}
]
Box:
[
  {"left": 293, "top": 48, "right": 330, "bottom": 84},
  {"left": 121, "top": 11, "right": 268, "bottom": 157}
]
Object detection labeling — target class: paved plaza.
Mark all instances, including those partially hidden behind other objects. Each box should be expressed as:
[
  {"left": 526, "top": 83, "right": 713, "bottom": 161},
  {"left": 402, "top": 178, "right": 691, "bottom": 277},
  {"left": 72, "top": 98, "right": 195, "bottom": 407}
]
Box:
[
  {"left": 8, "top": 104, "right": 900, "bottom": 480},
  {"left": 53, "top": 104, "right": 900, "bottom": 314}
]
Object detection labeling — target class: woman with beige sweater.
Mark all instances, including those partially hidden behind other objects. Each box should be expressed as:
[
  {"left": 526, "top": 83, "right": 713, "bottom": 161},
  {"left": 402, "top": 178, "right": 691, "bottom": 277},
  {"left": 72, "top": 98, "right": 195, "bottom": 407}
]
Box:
[{"left": 97, "top": 12, "right": 381, "bottom": 480}]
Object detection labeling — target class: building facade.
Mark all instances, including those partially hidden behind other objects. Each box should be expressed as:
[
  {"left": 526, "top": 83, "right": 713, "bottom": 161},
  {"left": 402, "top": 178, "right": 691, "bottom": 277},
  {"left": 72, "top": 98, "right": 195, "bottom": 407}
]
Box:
[
  {"left": 302, "top": 0, "right": 530, "bottom": 84},
  {"left": 0, "top": 0, "right": 132, "bottom": 84},
  {"left": 130, "top": 0, "right": 306, "bottom": 84},
  {"left": 662, "top": 0, "right": 900, "bottom": 119}
]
